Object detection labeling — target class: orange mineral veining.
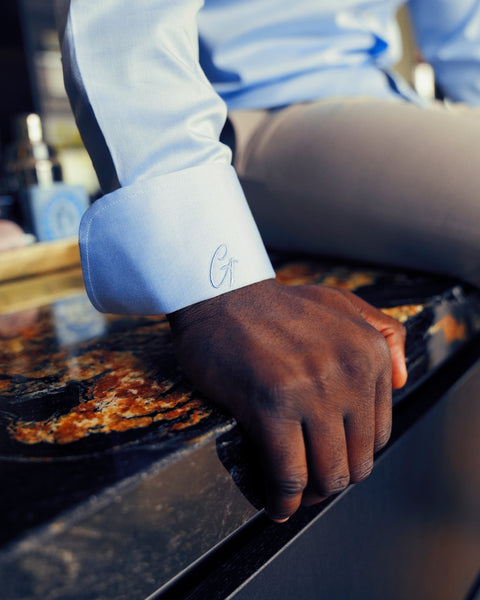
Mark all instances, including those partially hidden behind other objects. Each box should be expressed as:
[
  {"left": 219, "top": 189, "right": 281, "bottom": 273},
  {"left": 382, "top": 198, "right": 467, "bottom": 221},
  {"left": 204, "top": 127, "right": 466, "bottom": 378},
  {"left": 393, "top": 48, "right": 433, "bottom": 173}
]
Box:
[
  {"left": 428, "top": 314, "right": 467, "bottom": 343},
  {"left": 7, "top": 361, "right": 212, "bottom": 445},
  {"left": 381, "top": 304, "right": 424, "bottom": 323}
]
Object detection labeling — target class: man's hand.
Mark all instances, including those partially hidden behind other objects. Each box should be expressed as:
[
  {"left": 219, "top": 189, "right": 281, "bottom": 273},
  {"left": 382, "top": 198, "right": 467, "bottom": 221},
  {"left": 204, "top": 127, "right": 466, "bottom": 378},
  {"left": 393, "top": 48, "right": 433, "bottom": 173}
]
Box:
[{"left": 168, "top": 279, "right": 407, "bottom": 522}]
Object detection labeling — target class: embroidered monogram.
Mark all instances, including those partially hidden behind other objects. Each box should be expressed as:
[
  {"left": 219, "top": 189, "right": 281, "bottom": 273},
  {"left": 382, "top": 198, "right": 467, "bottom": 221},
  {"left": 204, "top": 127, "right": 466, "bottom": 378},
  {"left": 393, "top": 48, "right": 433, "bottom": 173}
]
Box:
[{"left": 210, "top": 244, "right": 238, "bottom": 289}]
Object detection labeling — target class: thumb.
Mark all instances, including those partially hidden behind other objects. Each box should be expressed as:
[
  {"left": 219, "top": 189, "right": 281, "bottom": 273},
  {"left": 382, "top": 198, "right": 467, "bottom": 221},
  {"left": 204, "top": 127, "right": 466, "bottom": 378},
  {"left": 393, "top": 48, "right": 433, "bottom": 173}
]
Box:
[
  {"left": 340, "top": 290, "right": 408, "bottom": 389},
  {"left": 380, "top": 323, "right": 408, "bottom": 389}
]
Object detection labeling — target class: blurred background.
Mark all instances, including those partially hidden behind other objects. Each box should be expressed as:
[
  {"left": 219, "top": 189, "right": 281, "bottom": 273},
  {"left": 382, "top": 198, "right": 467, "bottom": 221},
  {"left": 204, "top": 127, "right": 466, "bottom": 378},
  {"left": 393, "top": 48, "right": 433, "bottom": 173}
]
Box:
[
  {"left": 0, "top": 0, "right": 419, "bottom": 245},
  {"left": 0, "top": 0, "right": 99, "bottom": 199},
  {"left": 0, "top": 0, "right": 419, "bottom": 199}
]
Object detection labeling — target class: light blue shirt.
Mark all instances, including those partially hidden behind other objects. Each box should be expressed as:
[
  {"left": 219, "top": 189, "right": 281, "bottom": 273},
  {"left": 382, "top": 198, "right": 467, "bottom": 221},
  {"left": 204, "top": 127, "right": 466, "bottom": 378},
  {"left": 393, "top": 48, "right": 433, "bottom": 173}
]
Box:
[{"left": 55, "top": 0, "right": 480, "bottom": 314}]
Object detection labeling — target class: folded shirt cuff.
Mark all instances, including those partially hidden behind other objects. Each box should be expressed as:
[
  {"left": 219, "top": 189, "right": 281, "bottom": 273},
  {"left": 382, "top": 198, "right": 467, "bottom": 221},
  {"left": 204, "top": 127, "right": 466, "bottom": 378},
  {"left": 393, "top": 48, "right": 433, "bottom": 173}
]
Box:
[{"left": 79, "top": 163, "right": 275, "bottom": 314}]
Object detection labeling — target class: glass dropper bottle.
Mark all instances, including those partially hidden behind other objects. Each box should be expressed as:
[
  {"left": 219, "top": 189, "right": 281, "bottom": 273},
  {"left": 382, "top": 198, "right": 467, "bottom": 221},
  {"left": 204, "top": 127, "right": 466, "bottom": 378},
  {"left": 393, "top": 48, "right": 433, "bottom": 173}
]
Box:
[{"left": 6, "top": 113, "right": 62, "bottom": 191}]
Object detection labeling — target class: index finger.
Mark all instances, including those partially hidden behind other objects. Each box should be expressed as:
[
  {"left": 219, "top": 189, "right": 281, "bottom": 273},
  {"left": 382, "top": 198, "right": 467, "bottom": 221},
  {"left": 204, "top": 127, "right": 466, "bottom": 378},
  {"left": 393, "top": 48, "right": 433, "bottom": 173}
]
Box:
[{"left": 338, "top": 290, "right": 408, "bottom": 389}]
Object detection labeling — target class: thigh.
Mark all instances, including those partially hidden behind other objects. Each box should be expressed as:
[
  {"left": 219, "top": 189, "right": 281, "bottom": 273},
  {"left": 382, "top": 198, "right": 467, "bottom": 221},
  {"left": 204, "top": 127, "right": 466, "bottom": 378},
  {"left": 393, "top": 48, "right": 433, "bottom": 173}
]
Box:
[{"left": 230, "top": 99, "right": 480, "bottom": 286}]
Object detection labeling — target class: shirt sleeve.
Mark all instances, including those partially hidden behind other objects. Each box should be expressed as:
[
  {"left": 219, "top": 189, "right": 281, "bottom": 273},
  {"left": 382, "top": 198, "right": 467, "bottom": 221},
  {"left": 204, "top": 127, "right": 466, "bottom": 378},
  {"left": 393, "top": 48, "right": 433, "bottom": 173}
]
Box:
[
  {"left": 408, "top": 0, "right": 480, "bottom": 105},
  {"left": 54, "top": 0, "right": 274, "bottom": 315}
]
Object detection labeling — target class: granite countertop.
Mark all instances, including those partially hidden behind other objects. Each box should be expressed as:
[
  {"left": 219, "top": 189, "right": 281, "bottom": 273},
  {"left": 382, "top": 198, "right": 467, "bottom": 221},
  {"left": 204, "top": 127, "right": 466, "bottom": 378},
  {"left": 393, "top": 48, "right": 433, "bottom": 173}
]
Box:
[{"left": 1, "top": 255, "right": 480, "bottom": 599}]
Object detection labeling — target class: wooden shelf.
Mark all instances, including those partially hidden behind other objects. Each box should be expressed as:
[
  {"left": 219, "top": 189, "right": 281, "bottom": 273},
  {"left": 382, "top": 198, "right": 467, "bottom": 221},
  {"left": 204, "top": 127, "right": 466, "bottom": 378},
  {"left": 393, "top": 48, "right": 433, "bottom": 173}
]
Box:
[{"left": 0, "top": 238, "right": 80, "bottom": 283}]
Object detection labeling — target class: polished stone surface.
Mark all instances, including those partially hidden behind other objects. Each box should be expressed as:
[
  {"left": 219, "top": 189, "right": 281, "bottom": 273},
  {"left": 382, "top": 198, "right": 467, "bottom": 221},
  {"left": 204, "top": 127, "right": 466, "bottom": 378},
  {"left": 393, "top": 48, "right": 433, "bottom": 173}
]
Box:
[{"left": 1, "top": 256, "right": 480, "bottom": 599}]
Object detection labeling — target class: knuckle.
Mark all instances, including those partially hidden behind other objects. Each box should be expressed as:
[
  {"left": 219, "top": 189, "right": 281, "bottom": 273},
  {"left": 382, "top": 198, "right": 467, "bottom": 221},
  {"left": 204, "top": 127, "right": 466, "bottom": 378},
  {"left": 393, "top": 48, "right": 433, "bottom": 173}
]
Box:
[
  {"left": 338, "top": 347, "right": 374, "bottom": 381},
  {"left": 268, "top": 380, "right": 301, "bottom": 405},
  {"left": 392, "top": 320, "right": 407, "bottom": 339},
  {"left": 375, "top": 424, "right": 392, "bottom": 451},
  {"left": 350, "top": 459, "right": 374, "bottom": 483},
  {"left": 368, "top": 331, "right": 393, "bottom": 376},
  {"left": 257, "top": 378, "right": 301, "bottom": 409},
  {"left": 381, "top": 309, "right": 406, "bottom": 331},
  {"left": 257, "top": 377, "right": 315, "bottom": 419},
  {"left": 320, "top": 472, "right": 351, "bottom": 497},
  {"left": 273, "top": 472, "right": 309, "bottom": 498},
  {"left": 370, "top": 328, "right": 391, "bottom": 357}
]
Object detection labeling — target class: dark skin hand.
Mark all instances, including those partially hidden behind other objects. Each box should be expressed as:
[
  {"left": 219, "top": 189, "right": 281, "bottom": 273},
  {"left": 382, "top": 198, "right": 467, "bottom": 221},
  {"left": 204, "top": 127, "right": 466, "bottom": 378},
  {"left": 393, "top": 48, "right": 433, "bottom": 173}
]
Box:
[{"left": 168, "top": 279, "right": 407, "bottom": 522}]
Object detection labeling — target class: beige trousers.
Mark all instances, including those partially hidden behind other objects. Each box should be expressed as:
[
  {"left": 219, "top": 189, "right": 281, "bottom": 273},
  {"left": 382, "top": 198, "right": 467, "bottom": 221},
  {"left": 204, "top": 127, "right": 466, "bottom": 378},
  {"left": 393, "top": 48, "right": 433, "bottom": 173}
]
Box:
[{"left": 229, "top": 98, "right": 480, "bottom": 287}]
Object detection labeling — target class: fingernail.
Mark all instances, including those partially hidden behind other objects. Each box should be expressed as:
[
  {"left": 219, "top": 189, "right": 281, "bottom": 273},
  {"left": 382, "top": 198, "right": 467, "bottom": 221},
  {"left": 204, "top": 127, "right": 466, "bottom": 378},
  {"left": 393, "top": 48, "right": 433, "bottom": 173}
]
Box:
[{"left": 266, "top": 512, "right": 290, "bottom": 524}]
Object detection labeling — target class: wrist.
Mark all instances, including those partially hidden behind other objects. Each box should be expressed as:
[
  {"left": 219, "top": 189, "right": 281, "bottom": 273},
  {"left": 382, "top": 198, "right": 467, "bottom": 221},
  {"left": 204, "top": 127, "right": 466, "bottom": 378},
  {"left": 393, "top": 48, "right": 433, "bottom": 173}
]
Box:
[{"left": 167, "top": 278, "right": 277, "bottom": 334}]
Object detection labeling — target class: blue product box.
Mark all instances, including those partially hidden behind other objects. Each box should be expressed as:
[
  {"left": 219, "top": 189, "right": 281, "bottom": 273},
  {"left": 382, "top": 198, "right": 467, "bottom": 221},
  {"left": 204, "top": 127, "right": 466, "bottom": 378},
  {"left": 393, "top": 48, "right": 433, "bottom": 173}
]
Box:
[{"left": 23, "top": 183, "right": 90, "bottom": 241}]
